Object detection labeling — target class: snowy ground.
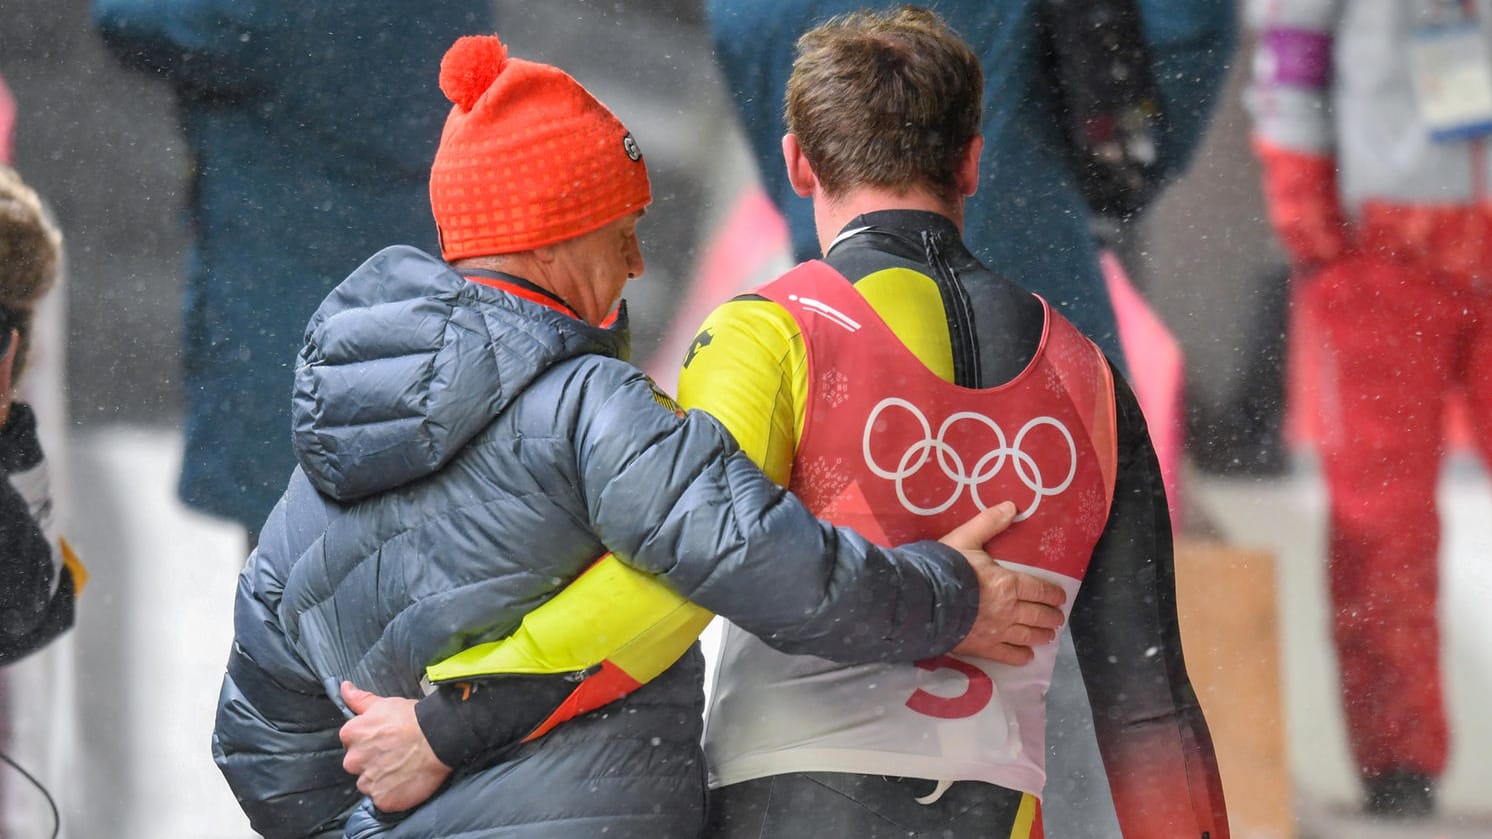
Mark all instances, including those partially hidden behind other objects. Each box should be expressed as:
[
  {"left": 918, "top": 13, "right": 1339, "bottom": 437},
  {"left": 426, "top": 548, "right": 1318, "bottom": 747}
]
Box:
[
  {"left": 2, "top": 430, "right": 1490, "bottom": 838},
  {"left": 1197, "top": 454, "right": 1492, "bottom": 839}
]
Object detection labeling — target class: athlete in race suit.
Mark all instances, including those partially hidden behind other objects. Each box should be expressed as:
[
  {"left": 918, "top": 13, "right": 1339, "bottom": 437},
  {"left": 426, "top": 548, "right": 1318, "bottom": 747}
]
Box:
[
  {"left": 681, "top": 208, "right": 1225, "bottom": 838},
  {"left": 386, "top": 193, "right": 1227, "bottom": 837},
  {"left": 400, "top": 218, "right": 1228, "bottom": 839}
]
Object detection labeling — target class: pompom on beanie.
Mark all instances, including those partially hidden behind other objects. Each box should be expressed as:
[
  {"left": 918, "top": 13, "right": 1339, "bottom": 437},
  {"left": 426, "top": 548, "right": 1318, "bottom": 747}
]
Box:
[{"left": 430, "top": 35, "right": 652, "bottom": 260}]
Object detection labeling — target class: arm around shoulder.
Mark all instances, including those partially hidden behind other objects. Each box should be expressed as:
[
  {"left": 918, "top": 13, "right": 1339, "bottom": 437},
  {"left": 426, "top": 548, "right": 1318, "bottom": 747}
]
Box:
[{"left": 576, "top": 367, "right": 980, "bottom": 664}]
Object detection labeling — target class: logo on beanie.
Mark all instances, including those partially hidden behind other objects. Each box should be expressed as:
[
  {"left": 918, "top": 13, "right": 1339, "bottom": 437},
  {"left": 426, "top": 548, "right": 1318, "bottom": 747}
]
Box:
[{"left": 623, "top": 133, "right": 642, "bottom": 162}]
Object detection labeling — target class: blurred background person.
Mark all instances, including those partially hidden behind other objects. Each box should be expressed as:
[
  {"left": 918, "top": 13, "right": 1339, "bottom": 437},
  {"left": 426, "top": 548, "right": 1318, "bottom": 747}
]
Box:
[
  {"left": 0, "top": 160, "right": 84, "bottom": 839},
  {"left": 90, "top": 0, "right": 496, "bottom": 548},
  {"left": 1247, "top": 0, "right": 1492, "bottom": 821},
  {"left": 704, "top": 0, "right": 1235, "bottom": 362},
  {"left": 0, "top": 163, "right": 81, "bottom": 667}
]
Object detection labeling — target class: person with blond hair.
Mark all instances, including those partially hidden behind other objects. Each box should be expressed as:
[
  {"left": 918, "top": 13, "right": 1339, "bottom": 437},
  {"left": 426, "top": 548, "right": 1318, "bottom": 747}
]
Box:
[{"left": 0, "top": 164, "right": 83, "bottom": 664}]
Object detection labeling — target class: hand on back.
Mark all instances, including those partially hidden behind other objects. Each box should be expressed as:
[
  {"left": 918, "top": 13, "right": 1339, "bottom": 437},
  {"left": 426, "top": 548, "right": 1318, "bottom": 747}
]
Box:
[{"left": 937, "top": 501, "right": 1067, "bottom": 666}]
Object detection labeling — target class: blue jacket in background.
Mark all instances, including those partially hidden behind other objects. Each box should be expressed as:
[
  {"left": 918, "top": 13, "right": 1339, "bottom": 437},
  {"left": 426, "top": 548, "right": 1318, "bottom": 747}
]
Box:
[
  {"left": 705, "top": 0, "right": 1236, "bottom": 360},
  {"left": 91, "top": 0, "right": 494, "bottom": 531}
]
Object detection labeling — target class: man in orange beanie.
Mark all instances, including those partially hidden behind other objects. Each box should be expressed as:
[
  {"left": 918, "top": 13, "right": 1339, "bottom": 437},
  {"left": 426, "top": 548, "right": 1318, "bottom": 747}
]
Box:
[{"left": 212, "top": 33, "right": 1068, "bottom": 838}]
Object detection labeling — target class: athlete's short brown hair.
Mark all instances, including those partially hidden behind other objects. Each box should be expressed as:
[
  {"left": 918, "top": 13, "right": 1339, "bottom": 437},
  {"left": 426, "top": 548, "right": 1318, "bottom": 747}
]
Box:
[{"left": 785, "top": 6, "right": 983, "bottom": 200}]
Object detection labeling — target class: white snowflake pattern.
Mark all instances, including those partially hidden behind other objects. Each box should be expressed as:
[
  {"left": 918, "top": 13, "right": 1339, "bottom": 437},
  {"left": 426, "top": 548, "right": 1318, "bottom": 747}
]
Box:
[
  {"left": 1076, "top": 485, "right": 1106, "bottom": 531},
  {"left": 799, "top": 456, "right": 851, "bottom": 502},
  {"left": 1043, "top": 364, "right": 1066, "bottom": 397},
  {"left": 1039, "top": 525, "right": 1069, "bottom": 560},
  {"left": 822, "top": 367, "right": 851, "bottom": 408}
]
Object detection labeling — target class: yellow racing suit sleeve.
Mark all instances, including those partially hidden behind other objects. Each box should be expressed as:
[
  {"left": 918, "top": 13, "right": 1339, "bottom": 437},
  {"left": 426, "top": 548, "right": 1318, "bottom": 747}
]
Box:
[
  {"left": 676, "top": 297, "right": 806, "bottom": 483},
  {"left": 425, "top": 548, "right": 716, "bottom": 741}
]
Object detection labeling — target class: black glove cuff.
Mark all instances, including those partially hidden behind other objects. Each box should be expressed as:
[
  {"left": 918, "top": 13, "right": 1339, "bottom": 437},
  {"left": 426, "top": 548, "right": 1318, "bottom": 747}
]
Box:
[{"left": 0, "top": 403, "right": 42, "bottom": 473}]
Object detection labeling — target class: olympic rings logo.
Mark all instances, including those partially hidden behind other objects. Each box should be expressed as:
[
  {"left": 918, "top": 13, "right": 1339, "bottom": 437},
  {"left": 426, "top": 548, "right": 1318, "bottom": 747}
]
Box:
[{"left": 862, "top": 398, "right": 1077, "bottom": 520}]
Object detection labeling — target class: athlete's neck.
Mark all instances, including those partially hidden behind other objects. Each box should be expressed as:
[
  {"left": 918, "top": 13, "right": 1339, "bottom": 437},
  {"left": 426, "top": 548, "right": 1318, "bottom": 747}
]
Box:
[{"left": 813, "top": 186, "right": 965, "bottom": 256}]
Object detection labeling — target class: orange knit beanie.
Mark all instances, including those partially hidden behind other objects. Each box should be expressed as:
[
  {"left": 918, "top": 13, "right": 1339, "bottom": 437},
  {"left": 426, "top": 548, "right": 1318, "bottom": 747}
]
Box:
[{"left": 430, "top": 35, "right": 652, "bottom": 260}]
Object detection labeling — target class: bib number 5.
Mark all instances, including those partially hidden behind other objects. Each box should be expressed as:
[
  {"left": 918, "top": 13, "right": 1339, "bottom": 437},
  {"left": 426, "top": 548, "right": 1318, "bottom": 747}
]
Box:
[{"left": 905, "top": 655, "right": 994, "bottom": 719}]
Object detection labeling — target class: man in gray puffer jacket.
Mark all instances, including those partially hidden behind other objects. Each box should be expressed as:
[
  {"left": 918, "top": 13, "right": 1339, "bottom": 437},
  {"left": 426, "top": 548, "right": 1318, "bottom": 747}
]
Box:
[{"left": 211, "top": 33, "right": 1064, "bottom": 838}]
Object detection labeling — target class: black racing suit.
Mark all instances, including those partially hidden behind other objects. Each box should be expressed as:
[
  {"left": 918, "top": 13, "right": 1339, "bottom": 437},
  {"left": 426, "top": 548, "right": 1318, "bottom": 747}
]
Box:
[{"left": 0, "top": 403, "right": 75, "bottom": 664}]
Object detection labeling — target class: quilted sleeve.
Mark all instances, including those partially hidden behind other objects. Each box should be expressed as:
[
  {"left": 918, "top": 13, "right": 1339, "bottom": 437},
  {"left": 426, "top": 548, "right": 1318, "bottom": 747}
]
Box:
[{"left": 573, "top": 360, "right": 980, "bottom": 665}]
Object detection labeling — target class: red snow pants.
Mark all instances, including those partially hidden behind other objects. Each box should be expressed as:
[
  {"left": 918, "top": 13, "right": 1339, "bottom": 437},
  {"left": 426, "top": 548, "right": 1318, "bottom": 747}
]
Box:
[{"left": 1298, "top": 212, "right": 1492, "bottom": 777}]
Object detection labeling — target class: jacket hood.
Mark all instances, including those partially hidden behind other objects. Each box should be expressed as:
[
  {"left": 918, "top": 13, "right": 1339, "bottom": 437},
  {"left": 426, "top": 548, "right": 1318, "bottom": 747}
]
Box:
[{"left": 291, "top": 245, "right": 628, "bottom": 501}]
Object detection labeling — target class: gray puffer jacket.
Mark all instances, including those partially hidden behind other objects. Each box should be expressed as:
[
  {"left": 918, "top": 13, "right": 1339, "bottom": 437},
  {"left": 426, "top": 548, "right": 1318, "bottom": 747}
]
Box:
[{"left": 211, "top": 245, "right": 981, "bottom": 838}]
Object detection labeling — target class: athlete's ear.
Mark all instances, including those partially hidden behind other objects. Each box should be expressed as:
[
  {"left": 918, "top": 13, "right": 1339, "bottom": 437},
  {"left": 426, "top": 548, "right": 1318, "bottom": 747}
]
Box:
[
  {"left": 783, "top": 133, "right": 818, "bottom": 198},
  {"left": 956, "top": 135, "right": 983, "bottom": 198}
]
